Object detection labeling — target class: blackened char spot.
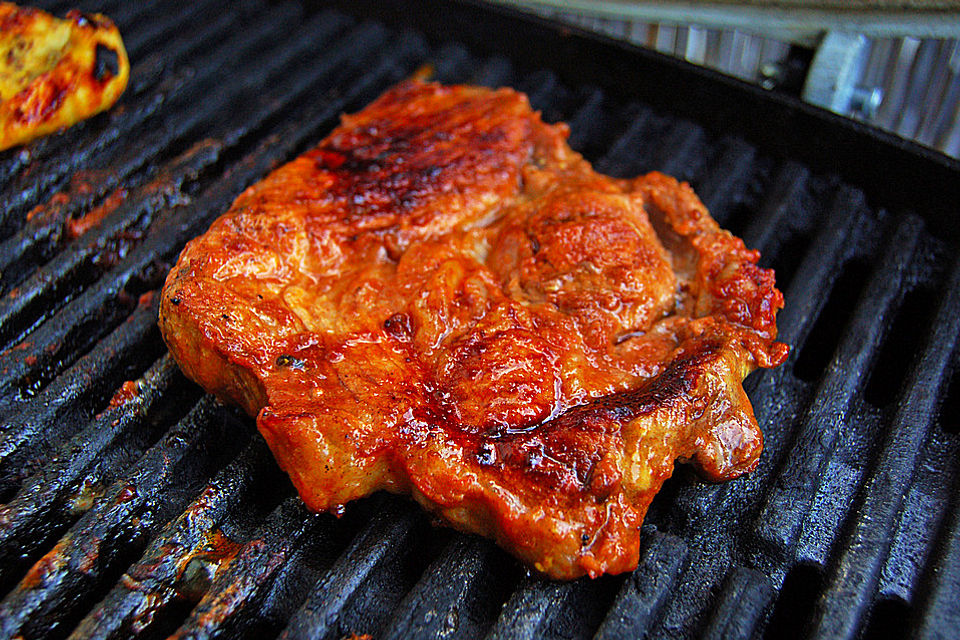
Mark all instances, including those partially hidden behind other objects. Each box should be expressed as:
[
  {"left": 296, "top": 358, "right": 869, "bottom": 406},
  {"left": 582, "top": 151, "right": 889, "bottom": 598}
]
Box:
[
  {"left": 313, "top": 143, "right": 459, "bottom": 217},
  {"left": 476, "top": 441, "right": 496, "bottom": 465},
  {"left": 93, "top": 44, "right": 119, "bottom": 81},
  {"left": 275, "top": 354, "right": 306, "bottom": 370},
  {"left": 383, "top": 312, "right": 412, "bottom": 340}
]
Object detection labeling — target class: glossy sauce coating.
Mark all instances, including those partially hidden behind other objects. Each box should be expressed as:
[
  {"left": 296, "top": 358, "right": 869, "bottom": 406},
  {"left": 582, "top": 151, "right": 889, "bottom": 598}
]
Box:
[{"left": 160, "top": 81, "right": 788, "bottom": 579}]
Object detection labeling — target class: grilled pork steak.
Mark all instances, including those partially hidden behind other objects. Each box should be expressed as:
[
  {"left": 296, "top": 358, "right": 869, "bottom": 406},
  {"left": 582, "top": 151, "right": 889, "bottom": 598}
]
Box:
[{"left": 159, "top": 80, "right": 787, "bottom": 579}]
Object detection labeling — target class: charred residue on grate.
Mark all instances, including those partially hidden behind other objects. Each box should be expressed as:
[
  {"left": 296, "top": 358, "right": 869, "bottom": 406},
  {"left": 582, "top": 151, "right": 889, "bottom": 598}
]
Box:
[{"left": 0, "top": 1, "right": 956, "bottom": 638}]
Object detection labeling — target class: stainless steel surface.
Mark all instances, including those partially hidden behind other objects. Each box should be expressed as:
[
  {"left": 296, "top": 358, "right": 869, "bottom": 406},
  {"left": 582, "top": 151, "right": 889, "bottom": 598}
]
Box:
[
  {"left": 493, "top": 1, "right": 960, "bottom": 158},
  {"left": 490, "top": 0, "right": 960, "bottom": 44}
]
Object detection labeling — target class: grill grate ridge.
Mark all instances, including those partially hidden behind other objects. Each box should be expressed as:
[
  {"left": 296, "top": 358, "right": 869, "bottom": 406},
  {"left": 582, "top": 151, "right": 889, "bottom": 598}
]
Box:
[
  {"left": 564, "top": 86, "right": 608, "bottom": 153},
  {"left": 0, "top": 68, "right": 192, "bottom": 236},
  {"left": 469, "top": 55, "right": 517, "bottom": 89},
  {"left": 768, "top": 185, "right": 868, "bottom": 352},
  {"left": 0, "top": 8, "right": 234, "bottom": 191},
  {"left": 0, "top": 1, "right": 304, "bottom": 238},
  {"left": 484, "top": 578, "right": 567, "bottom": 640},
  {"left": 0, "top": 142, "right": 210, "bottom": 295},
  {"left": 0, "top": 298, "right": 171, "bottom": 481},
  {"left": 0, "top": 28, "right": 426, "bottom": 425},
  {"left": 914, "top": 475, "right": 960, "bottom": 639},
  {"left": 0, "top": 13, "right": 388, "bottom": 345},
  {"left": 592, "top": 107, "right": 656, "bottom": 176},
  {"left": 741, "top": 161, "right": 810, "bottom": 258},
  {"left": 755, "top": 215, "right": 924, "bottom": 564},
  {"left": 700, "top": 568, "right": 776, "bottom": 640},
  {"left": 879, "top": 430, "right": 959, "bottom": 606},
  {"left": 0, "top": 144, "right": 219, "bottom": 347},
  {"left": 119, "top": 0, "right": 223, "bottom": 61},
  {"left": 168, "top": 497, "right": 327, "bottom": 640},
  {"left": 68, "top": 438, "right": 290, "bottom": 640},
  {"left": 593, "top": 531, "right": 689, "bottom": 639},
  {"left": 694, "top": 137, "right": 757, "bottom": 225},
  {"left": 381, "top": 536, "right": 520, "bottom": 640},
  {"left": 280, "top": 499, "right": 421, "bottom": 640},
  {"left": 809, "top": 255, "right": 960, "bottom": 639}
]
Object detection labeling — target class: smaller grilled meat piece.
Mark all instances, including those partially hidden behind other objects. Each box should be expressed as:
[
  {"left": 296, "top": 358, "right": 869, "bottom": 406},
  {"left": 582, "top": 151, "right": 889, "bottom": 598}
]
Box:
[
  {"left": 160, "top": 81, "right": 788, "bottom": 579},
  {"left": 0, "top": 2, "right": 128, "bottom": 150}
]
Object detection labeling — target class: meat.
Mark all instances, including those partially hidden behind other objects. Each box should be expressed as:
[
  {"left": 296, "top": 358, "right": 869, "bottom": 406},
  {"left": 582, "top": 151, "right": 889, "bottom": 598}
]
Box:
[
  {"left": 0, "top": 3, "right": 128, "bottom": 150},
  {"left": 159, "top": 80, "right": 788, "bottom": 579}
]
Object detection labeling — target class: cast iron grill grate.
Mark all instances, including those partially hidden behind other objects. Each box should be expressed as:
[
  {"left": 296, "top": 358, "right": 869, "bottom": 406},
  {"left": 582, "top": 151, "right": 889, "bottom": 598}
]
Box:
[{"left": 0, "top": 1, "right": 957, "bottom": 639}]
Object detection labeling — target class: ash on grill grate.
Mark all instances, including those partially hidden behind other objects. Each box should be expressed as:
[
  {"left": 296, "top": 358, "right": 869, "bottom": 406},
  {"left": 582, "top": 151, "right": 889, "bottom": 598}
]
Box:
[{"left": 0, "top": 1, "right": 957, "bottom": 639}]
